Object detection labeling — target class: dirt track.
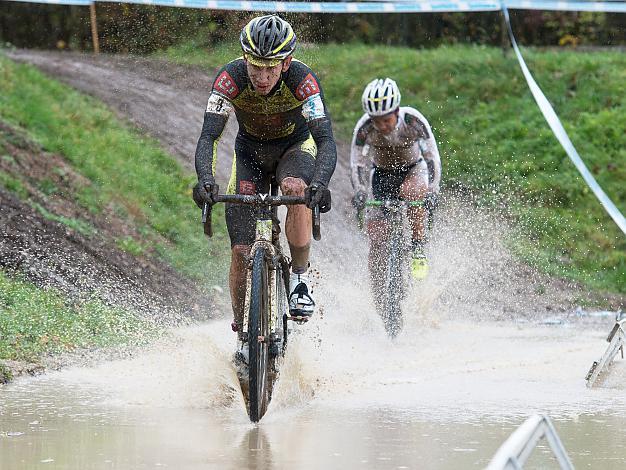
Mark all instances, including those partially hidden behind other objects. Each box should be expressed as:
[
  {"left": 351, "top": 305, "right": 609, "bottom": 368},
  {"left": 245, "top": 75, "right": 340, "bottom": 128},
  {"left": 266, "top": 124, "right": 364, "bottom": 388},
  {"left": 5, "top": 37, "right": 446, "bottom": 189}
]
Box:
[{"left": 5, "top": 49, "right": 624, "bottom": 321}]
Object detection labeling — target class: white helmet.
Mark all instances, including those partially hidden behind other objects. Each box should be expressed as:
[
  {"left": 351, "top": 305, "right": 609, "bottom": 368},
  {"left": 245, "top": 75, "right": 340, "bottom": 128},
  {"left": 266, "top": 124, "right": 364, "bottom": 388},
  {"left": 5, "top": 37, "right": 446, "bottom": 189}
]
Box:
[{"left": 361, "top": 78, "right": 401, "bottom": 116}]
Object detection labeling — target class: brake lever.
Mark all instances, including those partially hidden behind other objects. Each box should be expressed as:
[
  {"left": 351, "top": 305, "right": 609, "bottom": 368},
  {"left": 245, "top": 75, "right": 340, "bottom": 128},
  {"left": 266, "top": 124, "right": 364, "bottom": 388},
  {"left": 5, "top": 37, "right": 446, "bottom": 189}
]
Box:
[{"left": 202, "top": 202, "right": 213, "bottom": 238}]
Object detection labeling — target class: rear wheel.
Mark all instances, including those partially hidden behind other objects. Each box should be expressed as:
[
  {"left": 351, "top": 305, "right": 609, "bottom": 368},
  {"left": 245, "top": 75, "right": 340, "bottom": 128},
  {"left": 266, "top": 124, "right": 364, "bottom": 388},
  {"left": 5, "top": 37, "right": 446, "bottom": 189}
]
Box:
[{"left": 248, "top": 247, "right": 270, "bottom": 422}]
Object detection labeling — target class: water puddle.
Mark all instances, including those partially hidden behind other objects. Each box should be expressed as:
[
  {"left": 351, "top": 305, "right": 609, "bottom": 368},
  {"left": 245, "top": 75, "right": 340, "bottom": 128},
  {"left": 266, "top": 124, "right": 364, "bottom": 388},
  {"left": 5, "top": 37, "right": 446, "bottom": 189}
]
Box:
[{"left": 2, "top": 319, "right": 625, "bottom": 469}]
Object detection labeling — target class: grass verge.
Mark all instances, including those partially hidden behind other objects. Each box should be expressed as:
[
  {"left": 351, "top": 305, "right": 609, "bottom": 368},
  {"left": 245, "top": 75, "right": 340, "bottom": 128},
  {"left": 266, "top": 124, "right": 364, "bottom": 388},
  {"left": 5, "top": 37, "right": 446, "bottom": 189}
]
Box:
[
  {"left": 0, "top": 53, "right": 231, "bottom": 374},
  {"left": 0, "top": 271, "right": 156, "bottom": 363},
  {"left": 162, "top": 42, "right": 625, "bottom": 294},
  {"left": 0, "top": 54, "right": 229, "bottom": 285}
]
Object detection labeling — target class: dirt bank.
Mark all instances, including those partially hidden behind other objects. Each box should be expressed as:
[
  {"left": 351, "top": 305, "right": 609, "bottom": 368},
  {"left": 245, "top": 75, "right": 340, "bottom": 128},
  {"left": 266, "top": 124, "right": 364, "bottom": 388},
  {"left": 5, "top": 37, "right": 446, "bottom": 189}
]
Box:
[{"left": 0, "top": 118, "right": 216, "bottom": 379}]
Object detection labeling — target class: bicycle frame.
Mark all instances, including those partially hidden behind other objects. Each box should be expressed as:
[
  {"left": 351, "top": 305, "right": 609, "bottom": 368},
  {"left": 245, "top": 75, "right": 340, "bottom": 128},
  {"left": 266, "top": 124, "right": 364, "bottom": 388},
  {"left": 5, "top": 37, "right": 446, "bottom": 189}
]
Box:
[{"left": 242, "top": 203, "right": 284, "bottom": 352}]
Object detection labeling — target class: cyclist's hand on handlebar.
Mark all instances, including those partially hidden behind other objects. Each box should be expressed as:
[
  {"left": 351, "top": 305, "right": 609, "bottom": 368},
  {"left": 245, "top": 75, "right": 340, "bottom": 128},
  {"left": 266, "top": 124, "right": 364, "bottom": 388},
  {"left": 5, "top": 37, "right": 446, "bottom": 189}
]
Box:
[
  {"left": 352, "top": 190, "right": 367, "bottom": 211},
  {"left": 192, "top": 175, "right": 219, "bottom": 208},
  {"left": 305, "top": 183, "right": 331, "bottom": 213}
]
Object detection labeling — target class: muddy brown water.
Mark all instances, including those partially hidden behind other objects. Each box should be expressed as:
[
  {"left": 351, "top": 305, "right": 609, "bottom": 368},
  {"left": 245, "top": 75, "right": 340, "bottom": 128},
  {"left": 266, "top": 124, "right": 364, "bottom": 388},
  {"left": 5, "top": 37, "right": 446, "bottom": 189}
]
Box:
[
  {"left": 2, "top": 50, "right": 625, "bottom": 468},
  {"left": 1, "top": 320, "right": 626, "bottom": 469}
]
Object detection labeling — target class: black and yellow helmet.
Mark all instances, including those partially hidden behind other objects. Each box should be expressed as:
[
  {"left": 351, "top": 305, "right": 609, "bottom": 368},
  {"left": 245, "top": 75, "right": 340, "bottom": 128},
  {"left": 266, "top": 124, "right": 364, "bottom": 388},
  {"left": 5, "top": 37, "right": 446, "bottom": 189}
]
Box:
[{"left": 240, "top": 15, "right": 296, "bottom": 67}]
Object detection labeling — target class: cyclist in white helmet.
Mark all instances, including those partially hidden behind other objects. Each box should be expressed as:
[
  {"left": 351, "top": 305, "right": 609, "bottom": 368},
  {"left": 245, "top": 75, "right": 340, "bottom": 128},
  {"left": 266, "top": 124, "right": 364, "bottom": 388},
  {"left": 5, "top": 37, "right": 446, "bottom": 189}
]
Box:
[{"left": 350, "top": 78, "right": 442, "bottom": 285}]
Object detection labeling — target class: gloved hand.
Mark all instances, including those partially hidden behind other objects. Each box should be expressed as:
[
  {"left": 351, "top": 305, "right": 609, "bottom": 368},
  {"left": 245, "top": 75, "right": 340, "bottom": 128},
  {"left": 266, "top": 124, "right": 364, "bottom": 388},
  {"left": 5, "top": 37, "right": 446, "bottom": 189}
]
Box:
[
  {"left": 424, "top": 192, "right": 439, "bottom": 212},
  {"left": 351, "top": 190, "right": 367, "bottom": 211},
  {"left": 192, "top": 175, "right": 218, "bottom": 209},
  {"left": 305, "top": 183, "right": 332, "bottom": 213}
]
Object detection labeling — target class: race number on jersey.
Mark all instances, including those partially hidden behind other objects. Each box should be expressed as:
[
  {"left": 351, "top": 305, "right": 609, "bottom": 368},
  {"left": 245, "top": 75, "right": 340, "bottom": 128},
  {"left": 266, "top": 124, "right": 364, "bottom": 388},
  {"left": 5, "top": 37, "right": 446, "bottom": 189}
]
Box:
[
  {"left": 206, "top": 92, "right": 234, "bottom": 116},
  {"left": 301, "top": 94, "right": 325, "bottom": 121}
]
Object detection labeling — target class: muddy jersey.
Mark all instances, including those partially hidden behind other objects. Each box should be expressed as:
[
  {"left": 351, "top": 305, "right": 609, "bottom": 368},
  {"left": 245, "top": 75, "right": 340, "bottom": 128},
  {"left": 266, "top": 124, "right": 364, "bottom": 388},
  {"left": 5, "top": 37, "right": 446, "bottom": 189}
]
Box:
[
  {"left": 195, "top": 58, "right": 336, "bottom": 188},
  {"left": 205, "top": 58, "right": 326, "bottom": 142},
  {"left": 350, "top": 107, "right": 441, "bottom": 194}
]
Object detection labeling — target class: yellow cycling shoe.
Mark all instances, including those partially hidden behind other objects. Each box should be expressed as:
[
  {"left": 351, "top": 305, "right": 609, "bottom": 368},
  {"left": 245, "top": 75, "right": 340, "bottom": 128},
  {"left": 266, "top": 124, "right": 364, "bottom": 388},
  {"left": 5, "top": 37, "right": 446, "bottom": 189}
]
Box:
[{"left": 410, "top": 247, "right": 429, "bottom": 280}]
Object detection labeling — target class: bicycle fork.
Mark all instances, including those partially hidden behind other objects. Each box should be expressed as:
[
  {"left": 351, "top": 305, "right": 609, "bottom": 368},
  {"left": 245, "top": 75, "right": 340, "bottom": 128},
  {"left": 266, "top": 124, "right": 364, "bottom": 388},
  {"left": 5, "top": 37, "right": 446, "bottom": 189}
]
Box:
[{"left": 242, "top": 219, "right": 284, "bottom": 358}]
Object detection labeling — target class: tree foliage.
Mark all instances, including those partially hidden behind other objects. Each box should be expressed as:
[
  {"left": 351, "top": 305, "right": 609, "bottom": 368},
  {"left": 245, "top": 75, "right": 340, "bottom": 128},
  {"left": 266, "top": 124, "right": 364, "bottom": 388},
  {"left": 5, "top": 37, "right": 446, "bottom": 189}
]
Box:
[{"left": 1, "top": 4, "right": 624, "bottom": 53}]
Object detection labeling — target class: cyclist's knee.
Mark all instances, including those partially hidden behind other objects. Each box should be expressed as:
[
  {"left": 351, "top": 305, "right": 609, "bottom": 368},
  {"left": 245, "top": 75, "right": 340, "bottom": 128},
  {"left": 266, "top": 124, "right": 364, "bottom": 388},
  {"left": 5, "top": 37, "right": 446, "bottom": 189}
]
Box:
[
  {"left": 280, "top": 177, "right": 306, "bottom": 196},
  {"left": 367, "top": 220, "right": 389, "bottom": 243},
  {"left": 400, "top": 178, "right": 427, "bottom": 200}
]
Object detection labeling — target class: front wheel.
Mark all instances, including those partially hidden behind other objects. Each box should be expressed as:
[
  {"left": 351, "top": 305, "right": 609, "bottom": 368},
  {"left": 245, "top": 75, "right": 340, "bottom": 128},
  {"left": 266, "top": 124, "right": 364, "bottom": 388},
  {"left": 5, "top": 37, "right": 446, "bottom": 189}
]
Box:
[
  {"left": 382, "top": 235, "right": 408, "bottom": 338},
  {"left": 248, "top": 247, "right": 271, "bottom": 422}
]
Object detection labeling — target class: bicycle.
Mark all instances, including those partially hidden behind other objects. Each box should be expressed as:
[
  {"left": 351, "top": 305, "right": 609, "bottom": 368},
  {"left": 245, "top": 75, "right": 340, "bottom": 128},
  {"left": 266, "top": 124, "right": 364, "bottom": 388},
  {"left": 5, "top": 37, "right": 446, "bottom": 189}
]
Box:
[
  {"left": 357, "top": 199, "right": 428, "bottom": 338},
  {"left": 202, "top": 183, "right": 321, "bottom": 422}
]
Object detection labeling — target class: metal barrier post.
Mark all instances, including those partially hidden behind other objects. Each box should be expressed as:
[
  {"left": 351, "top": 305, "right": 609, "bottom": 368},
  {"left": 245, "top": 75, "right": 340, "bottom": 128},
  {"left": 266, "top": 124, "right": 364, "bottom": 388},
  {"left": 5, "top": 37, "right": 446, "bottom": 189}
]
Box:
[
  {"left": 586, "top": 319, "right": 625, "bottom": 387},
  {"left": 486, "top": 414, "right": 573, "bottom": 470}
]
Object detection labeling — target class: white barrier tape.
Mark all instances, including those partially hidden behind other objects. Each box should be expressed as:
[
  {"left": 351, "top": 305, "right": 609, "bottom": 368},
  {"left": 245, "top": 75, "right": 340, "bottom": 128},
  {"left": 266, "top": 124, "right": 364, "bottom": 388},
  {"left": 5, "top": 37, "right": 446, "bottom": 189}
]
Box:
[
  {"left": 5, "top": 0, "right": 626, "bottom": 12},
  {"left": 503, "top": 5, "right": 626, "bottom": 235}
]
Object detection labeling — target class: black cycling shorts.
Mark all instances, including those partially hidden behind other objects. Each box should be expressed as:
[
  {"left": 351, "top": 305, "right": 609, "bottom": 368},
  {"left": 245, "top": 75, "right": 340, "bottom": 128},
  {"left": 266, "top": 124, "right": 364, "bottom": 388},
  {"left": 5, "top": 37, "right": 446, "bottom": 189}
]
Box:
[
  {"left": 371, "top": 161, "right": 423, "bottom": 201},
  {"left": 225, "top": 135, "right": 316, "bottom": 247}
]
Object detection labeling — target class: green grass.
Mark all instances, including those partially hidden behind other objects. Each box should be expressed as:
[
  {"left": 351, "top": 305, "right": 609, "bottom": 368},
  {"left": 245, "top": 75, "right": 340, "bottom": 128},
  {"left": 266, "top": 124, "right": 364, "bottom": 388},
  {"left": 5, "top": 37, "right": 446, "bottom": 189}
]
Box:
[
  {"left": 0, "top": 54, "right": 231, "bottom": 370},
  {"left": 31, "top": 202, "right": 96, "bottom": 237},
  {"left": 0, "top": 54, "right": 230, "bottom": 285},
  {"left": 116, "top": 236, "right": 146, "bottom": 256},
  {"left": 0, "top": 170, "right": 28, "bottom": 198},
  {"left": 0, "top": 271, "right": 156, "bottom": 362},
  {"left": 162, "top": 42, "right": 625, "bottom": 294}
]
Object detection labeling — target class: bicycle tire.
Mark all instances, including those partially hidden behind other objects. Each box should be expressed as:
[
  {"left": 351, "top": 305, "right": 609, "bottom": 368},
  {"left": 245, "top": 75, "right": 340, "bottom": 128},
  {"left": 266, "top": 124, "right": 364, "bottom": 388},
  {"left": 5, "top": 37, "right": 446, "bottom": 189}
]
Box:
[
  {"left": 279, "top": 258, "right": 290, "bottom": 354},
  {"left": 248, "top": 247, "right": 271, "bottom": 422},
  {"left": 384, "top": 228, "right": 407, "bottom": 338}
]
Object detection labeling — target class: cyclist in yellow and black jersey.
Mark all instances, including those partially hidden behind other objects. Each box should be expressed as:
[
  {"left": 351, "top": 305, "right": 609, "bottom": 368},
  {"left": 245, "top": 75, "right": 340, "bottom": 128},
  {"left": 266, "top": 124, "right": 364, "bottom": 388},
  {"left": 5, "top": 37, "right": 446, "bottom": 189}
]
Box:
[
  {"left": 193, "top": 15, "right": 337, "bottom": 358},
  {"left": 206, "top": 57, "right": 327, "bottom": 143}
]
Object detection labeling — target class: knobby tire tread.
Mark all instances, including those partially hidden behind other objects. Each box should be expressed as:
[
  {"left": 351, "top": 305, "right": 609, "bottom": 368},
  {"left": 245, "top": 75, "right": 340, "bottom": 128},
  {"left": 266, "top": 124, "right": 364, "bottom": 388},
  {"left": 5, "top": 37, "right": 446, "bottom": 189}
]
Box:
[
  {"left": 248, "top": 247, "right": 270, "bottom": 422},
  {"left": 385, "top": 230, "right": 405, "bottom": 338}
]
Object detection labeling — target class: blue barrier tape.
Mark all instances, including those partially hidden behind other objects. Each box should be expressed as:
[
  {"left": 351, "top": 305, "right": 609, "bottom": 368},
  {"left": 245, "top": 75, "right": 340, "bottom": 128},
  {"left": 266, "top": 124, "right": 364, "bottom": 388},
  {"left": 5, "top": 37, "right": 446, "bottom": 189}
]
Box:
[
  {"left": 503, "top": 5, "right": 626, "bottom": 235},
  {"left": 5, "top": 0, "right": 626, "bottom": 12},
  {"left": 3, "top": 0, "right": 500, "bottom": 12}
]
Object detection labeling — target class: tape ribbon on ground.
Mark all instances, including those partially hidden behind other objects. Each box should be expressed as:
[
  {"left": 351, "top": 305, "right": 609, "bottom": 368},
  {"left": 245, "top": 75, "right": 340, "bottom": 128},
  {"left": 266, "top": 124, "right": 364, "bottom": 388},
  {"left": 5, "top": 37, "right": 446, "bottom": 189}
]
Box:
[{"left": 6, "top": 0, "right": 626, "bottom": 235}]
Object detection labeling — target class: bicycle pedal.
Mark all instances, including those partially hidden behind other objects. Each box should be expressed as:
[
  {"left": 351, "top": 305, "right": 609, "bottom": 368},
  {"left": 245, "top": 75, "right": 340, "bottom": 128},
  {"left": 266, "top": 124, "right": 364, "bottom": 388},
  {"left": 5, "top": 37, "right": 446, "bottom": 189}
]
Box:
[{"left": 288, "top": 313, "right": 310, "bottom": 324}]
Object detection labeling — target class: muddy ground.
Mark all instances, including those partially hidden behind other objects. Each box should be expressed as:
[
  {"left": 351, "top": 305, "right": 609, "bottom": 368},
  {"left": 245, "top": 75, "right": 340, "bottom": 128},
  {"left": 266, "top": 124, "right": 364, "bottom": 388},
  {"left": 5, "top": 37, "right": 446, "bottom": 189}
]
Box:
[{"left": 1, "top": 49, "right": 624, "bottom": 380}]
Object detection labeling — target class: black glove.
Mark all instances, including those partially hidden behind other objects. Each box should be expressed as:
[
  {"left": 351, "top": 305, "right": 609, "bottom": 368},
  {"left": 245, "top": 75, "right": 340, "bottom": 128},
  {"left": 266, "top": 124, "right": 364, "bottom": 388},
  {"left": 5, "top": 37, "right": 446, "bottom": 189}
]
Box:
[
  {"left": 351, "top": 190, "right": 367, "bottom": 211},
  {"left": 424, "top": 192, "right": 439, "bottom": 212},
  {"left": 305, "top": 183, "right": 331, "bottom": 213},
  {"left": 192, "top": 175, "right": 218, "bottom": 209}
]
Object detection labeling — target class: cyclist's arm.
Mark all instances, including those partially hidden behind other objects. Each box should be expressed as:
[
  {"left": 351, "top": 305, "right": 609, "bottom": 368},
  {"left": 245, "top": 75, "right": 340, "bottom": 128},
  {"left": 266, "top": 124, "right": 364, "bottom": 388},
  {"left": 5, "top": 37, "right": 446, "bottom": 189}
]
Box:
[
  {"left": 419, "top": 125, "right": 442, "bottom": 194},
  {"left": 350, "top": 114, "right": 371, "bottom": 194},
  {"left": 307, "top": 116, "right": 337, "bottom": 187},
  {"left": 405, "top": 108, "right": 442, "bottom": 194},
  {"left": 298, "top": 75, "right": 336, "bottom": 186},
  {"left": 194, "top": 84, "right": 234, "bottom": 183}
]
